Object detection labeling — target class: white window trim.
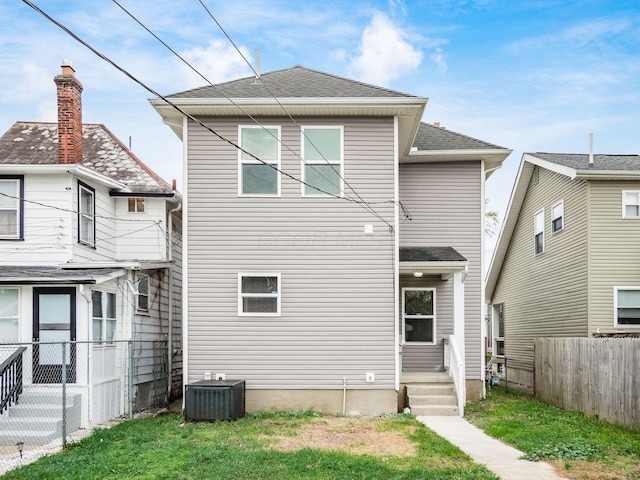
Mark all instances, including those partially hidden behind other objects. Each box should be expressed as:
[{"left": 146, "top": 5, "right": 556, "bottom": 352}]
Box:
[
  {"left": 0, "top": 287, "right": 20, "bottom": 342},
  {"left": 238, "top": 125, "right": 281, "bottom": 197},
  {"left": 238, "top": 273, "right": 281, "bottom": 317},
  {"left": 614, "top": 286, "right": 640, "bottom": 328},
  {"left": 92, "top": 290, "right": 117, "bottom": 344},
  {"left": 301, "top": 125, "right": 344, "bottom": 197},
  {"left": 78, "top": 182, "right": 96, "bottom": 246},
  {"left": 0, "top": 177, "right": 22, "bottom": 240},
  {"left": 136, "top": 274, "right": 150, "bottom": 313},
  {"left": 402, "top": 287, "right": 436, "bottom": 345},
  {"left": 622, "top": 190, "right": 640, "bottom": 219},
  {"left": 551, "top": 200, "right": 564, "bottom": 233},
  {"left": 127, "top": 197, "right": 146, "bottom": 214},
  {"left": 534, "top": 208, "right": 544, "bottom": 254}
]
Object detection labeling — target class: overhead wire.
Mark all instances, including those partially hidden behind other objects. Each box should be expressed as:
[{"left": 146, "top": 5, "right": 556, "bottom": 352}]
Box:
[
  {"left": 196, "top": 0, "right": 394, "bottom": 228},
  {"left": 112, "top": 0, "right": 383, "bottom": 219}
]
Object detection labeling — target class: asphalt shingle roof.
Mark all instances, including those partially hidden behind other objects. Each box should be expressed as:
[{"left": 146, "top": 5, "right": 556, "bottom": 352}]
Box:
[
  {"left": 399, "top": 247, "right": 467, "bottom": 262},
  {"left": 167, "top": 65, "right": 418, "bottom": 99},
  {"left": 530, "top": 152, "right": 640, "bottom": 171},
  {"left": 0, "top": 122, "right": 173, "bottom": 194},
  {"left": 0, "top": 266, "right": 123, "bottom": 284},
  {"left": 413, "top": 123, "right": 505, "bottom": 151}
]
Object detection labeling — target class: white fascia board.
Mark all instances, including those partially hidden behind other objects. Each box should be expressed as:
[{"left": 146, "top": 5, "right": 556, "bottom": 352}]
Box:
[
  {"left": 60, "top": 261, "right": 172, "bottom": 270},
  {"left": 0, "top": 164, "right": 126, "bottom": 189},
  {"left": 575, "top": 170, "right": 640, "bottom": 180},
  {"left": 409, "top": 148, "right": 511, "bottom": 158},
  {"left": 399, "top": 261, "right": 469, "bottom": 275},
  {"left": 523, "top": 153, "right": 577, "bottom": 179}
]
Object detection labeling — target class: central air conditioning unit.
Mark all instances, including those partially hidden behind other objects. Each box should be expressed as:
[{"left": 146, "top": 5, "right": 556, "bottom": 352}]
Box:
[{"left": 184, "top": 380, "right": 246, "bottom": 421}]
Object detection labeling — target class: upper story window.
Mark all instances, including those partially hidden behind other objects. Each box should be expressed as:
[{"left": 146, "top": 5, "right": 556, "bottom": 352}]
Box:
[
  {"left": 239, "top": 126, "right": 280, "bottom": 196},
  {"left": 0, "top": 176, "right": 24, "bottom": 240},
  {"left": 128, "top": 197, "right": 145, "bottom": 213},
  {"left": 534, "top": 209, "right": 544, "bottom": 254},
  {"left": 302, "top": 127, "right": 343, "bottom": 196},
  {"left": 238, "top": 274, "right": 281, "bottom": 316},
  {"left": 615, "top": 288, "right": 640, "bottom": 327},
  {"left": 551, "top": 201, "right": 564, "bottom": 233},
  {"left": 92, "top": 290, "right": 117, "bottom": 343},
  {"left": 622, "top": 191, "right": 640, "bottom": 218},
  {"left": 0, "top": 287, "right": 19, "bottom": 342},
  {"left": 78, "top": 182, "right": 96, "bottom": 247},
  {"left": 137, "top": 275, "right": 149, "bottom": 312}
]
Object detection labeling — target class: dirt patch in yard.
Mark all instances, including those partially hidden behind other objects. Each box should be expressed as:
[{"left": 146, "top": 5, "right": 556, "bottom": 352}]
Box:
[
  {"left": 550, "top": 459, "right": 640, "bottom": 480},
  {"left": 265, "top": 417, "right": 417, "bottom": 457}
]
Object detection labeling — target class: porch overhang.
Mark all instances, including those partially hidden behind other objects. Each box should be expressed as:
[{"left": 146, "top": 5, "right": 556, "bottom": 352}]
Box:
[
  {"left": 399, "top": 247, "right": 468, "bottom": 280},
  {"left": 0, "top": 266, "right": 125, "bottom": 285}
]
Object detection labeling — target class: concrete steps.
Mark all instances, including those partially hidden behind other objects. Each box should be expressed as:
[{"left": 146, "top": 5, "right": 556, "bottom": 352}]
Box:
[
  {"left": 403, "top": 372, "right": 459, "bottom": 416},
  {"left": 0, "top": 387, "right": 82, "bottom": 446}
]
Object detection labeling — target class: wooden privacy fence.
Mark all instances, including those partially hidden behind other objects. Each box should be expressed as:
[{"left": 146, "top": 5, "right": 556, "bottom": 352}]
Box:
[{"left": 534, "top": 337, "right": 640, "bottom": 430}]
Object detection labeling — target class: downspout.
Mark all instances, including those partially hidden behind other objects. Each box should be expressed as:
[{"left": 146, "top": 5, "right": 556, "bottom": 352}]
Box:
[{"left": 167, "top": 202, "right": 182, "bottom": 399}]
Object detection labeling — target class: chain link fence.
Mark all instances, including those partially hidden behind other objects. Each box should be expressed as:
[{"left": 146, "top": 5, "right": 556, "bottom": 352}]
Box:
[{"left": 0, "top": 339, "right": 168, "bottom": 471}]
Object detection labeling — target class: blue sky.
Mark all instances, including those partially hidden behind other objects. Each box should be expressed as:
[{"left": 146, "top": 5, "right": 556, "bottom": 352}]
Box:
[{"left": 2, "top": 0, "right": 640, "bottom": 257}]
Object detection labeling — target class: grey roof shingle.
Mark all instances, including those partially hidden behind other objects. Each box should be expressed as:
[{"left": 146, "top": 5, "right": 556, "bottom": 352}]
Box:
[
  {"left": 166, "top": 65, "right": 417, "bottom": 99},
  {"left": 399, "top": 247, "right": 467, "bottom": 262},
  {"left": 530, "top": 152, "right": 640, "bottom": 171},
  {"left": 0, "top": 266, "right": 123, "bottom": 284},
  {"left": 0, "top": 122, "right": 174, "bottom": 194},
  {"left": 413, "top": 123, "right": 505, "bottom": 151}
]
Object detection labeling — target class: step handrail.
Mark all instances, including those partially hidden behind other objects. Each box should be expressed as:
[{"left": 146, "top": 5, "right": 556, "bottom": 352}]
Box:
[{"left": 0, "top": 346, "right": 27, "bottom": 414}]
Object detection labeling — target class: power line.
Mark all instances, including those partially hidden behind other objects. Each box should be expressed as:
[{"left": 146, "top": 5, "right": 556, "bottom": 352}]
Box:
[{"left": 196, "top": 0, "right": 391, "bottom": 226}]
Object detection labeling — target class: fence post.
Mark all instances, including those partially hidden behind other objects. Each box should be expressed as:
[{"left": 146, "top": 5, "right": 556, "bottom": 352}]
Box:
[
  {"left": 128, "top": 340, "right": 133, "bottom": 419},
  {"left": 61, "top": 342, "right": 67, "bottom": 448}
]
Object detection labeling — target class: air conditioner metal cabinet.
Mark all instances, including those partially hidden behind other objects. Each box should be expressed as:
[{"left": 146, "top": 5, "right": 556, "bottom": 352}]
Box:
[{"left": 184, "top": 380, "right": 246, "bottom": 421}]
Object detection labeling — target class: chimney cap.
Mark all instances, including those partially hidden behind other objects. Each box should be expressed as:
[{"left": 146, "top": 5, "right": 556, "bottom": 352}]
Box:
[{"left": 61, "top": 59, "right": 75, "bottom": 76}]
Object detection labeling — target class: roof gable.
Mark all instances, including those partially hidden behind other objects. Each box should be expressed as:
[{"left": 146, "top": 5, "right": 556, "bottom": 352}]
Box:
[
  {"left": 0, "top": 122, "right": 174, "bottom": 195},
  {"left": 167, "top": 65, "right": 417, "bottom": 100}
]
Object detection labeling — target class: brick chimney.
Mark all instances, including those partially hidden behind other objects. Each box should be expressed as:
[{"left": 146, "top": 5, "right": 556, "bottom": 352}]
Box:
[{"left": 54, "top": 60, "right": 83, "bottom": 164}]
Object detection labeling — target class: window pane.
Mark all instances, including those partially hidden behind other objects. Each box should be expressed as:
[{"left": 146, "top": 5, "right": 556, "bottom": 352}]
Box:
[
  {"left": 552, "top": 217, "right": 563, "bottom": 232},
  {"left": 0, "top": 181, "right": 17, "bottom": 209},
  {"left": 93, "top": 318, "right": 103, "bottom": 341},
  {"left": 241, "top": 128, "right": 278, "bottom": 161},
  {"left": 534, "top": 211, "right": 544, "bottom": 232},
  {"left": 243, "top": 297, "right": 277, "bottom": 313},
  {"left": 242, "top": 276, "right": 278, "bottom": 294},
  {"left": 535, "top": 232, "right": 544, "bottom": 253},
  {"left": 92, "top": 291, "right": 102, "bottom": 316},
  {"left": 138, "top": 294, "right": 148, "bottom": 311},
  {"left": 0, "top": 288, "right": 18, "bottom": 317},
  {"left": 80, "top": 215, "right": 94, "bottom": 243},
  {"left": 106, "top": 319, "right": 116, "bottom": 342},
  {"left": 107, "top": 293, "right": 116, "bottom": 318},
  {"left": 80, "top": 188, "right": 93, "bottom": 215},
  {"left": 618, "top": 290, "right": 640, "bottom": 307},
  {"left": 242, "top": 164, "right": 278, "bottom": 195},
  {"left": 0, "top": 211, "right": 17, "bottom": 236},
  {"left": 304, "top": 129, "right": 341, "bottom": 161},
  {"left": 304, "top": 164, "right": 341, "bottom": 196},
  {"left": 625, "top": 205, "right": 639, "bottom": 217},
  {"left": 405, "top": 318, "right": 433, "bottom": 342},
  {"left": 0, "top": 318, "right": 18, "bottom": 342},
  {"left": 404, "top": 290, "right": 433, "bottom": 316},
  {"left": 138, "top": 277, "right": 149, "bottom": 295}
]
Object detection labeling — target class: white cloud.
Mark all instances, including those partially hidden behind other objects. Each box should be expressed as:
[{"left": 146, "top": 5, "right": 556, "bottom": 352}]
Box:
[
  {"left": 347, "top": 12, "right": 423, "bottom": 86},
  {"left": 179, "top": 40, "right": 254, "bottom": 88},
  {"left": 430, "top": 47, "right": 448, "bottom": 74}
]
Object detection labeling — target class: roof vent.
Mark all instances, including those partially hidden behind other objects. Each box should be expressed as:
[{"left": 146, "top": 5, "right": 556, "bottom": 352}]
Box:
[
  {"left": 252, "top": 50, "right": 262, "bottom": 85},
  {"left": 589, "top": 133, "right": 594, "bottom": 166}
]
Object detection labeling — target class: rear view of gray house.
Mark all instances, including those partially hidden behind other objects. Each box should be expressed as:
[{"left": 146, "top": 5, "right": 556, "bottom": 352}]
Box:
[{"left": 151, "top": 66, "right": 510, "bottom": 415}]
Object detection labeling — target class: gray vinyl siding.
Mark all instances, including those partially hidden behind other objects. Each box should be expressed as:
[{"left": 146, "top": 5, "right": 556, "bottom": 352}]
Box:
[
  {"left": 186, "top": 116, "right": 397, "bottom": 390},
  {"left": 588, "top": 181, "right": 640, "bottom": 334},
  {"left": 491, "top": 167, "right": 588, "bottom": 368},
  {"left": 398, "top": 161, "right": 484, "bottom": 379},
  {"left": 400, "top": 274, "right": 451, "bottom": 372}
]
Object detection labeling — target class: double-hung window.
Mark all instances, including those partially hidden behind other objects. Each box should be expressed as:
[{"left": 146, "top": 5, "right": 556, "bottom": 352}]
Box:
[
  {"left": 0, "top": 176, "right": 24, "bottom": 240},
  {"left": 495, "top": 304, "right": 505, "bottom": 356},
  {"left": 622, "top": 191, "right": 640, "bottom": 218},
  {"left": 137, "top": 275, "right": 149, "bottom": 312},
  {"left": 128, "top": 197, "right": 146, "bottom": 213},
  {"left": 551, "top": 201, "right": 564, "bottom": 233},
  {"left": 92, "top": 290, "right": 116, "bottom": 343},
  {"left": 78, "top": 182, "right": 95, "bottom": 246},
  {"left": 534, "top": 209, "right": 544, "bottom": 254},
  {"left": 239, "top": 126, "right": 280, "bottom": 196},
  {"left": 0, "top": 288, "right": 19, "bottom": 342},
  {"left": 302, "top": 126, "right": 343, "bottom": 196},
  {"left": 615, "top": 288, "right": 640, "bottom": 327},
  {"left": 403, "top": 288, "right": 436, "bottom": 344},
  {"left": 238, "top": 274, "right": 280, "bottom": 316}
]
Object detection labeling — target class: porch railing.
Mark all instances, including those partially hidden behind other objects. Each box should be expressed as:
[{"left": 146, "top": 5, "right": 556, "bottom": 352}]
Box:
[
  {"left": 0, "top": 347, "right": 27, "bottom": 415},
  {"left": 444, "top": 336, "right": 465, "bottom": 417}
]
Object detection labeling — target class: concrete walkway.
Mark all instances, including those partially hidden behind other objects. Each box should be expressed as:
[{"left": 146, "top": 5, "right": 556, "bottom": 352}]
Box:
[{"left": 417, "top": 416, "right": 566, "bottom": 480}]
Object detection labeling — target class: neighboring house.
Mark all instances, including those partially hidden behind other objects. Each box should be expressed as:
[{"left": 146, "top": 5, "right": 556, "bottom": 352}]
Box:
[
  {"left": 486, "top": 152, "right": 640, "bottom": 390},
  {"left": 0, "top": 62, "right": 182, "bottom": 431},
  {"left": 151, "top": 66, "right": 510, "bottom": 415}
]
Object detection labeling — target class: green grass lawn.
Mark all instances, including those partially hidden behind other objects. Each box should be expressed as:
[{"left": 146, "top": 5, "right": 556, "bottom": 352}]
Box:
[
  {"left": 3, "top": 411, "right": 498, "bottom": 480},
  {"left": 465, "top": 386, "right": 640, "bottom": 480}
]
